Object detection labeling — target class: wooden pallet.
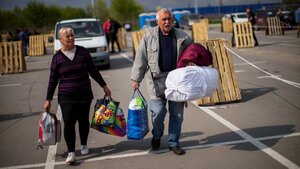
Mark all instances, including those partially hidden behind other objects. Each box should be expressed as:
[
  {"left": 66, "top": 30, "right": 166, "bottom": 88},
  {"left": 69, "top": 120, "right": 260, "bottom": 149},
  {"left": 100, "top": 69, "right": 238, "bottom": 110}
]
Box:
[
  {"left": 0, "top": 41, "right": 25, "bottom": 74},
  {"left": 117, "top": 28, "right": 127, "bottom": 49},
  {"left": 29, "top": 35, "right": 45, "bottom": 56},
  {"left": 267, "top": 17, "right": 284, "bottom": 36},
  {"left": 221, "top": 19, "right": 233, "bottom": 33},
  {"left": 192, "top": 21, "right": 209, "bottom": 42},
  {"left": 43, "top": 34, "right": 54, "bottom": 48},
  {"left": 131, "top": 30, "right": 145, "bottom": 57},
  {"left": 233, "top": 22, "right": 254, "bottom": 48},
  {"left": 196, "top": 39, "right": 241, "bottom": 105}
]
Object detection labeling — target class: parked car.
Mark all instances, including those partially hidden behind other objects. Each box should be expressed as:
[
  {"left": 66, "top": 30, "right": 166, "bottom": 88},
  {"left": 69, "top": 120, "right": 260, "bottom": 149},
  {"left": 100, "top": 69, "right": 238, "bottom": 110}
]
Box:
[
  {"left": 222, "top": 13, "right": 248, "bottom": 23},
  {"left": 255, "top": 9, "right": 277, "bottom": 30},
  {"left": 142, "top": 18, "right": 157, "bottom": 29},
  {"left": 180, "top": 14, "right": 203, "bottom": 29},
  {"left": 281, "top": 10, "right": 296, "bottom": 29},
  {"left": 54, "top": 18, "right": 110, "bottom": 69}
]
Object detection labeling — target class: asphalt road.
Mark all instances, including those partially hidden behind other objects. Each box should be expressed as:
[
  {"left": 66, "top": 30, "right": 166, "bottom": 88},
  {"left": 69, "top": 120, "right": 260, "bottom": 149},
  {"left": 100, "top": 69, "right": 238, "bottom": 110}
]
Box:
[{"left": 0, "top": 25, "right": 299, "bottom": 169}]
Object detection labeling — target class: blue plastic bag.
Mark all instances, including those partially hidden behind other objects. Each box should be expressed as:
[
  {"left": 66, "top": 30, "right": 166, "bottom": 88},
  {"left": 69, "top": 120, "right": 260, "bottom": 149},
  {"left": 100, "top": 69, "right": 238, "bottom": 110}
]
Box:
[{"left": 127, "top": 89, "right": 149, "bottom": 140}]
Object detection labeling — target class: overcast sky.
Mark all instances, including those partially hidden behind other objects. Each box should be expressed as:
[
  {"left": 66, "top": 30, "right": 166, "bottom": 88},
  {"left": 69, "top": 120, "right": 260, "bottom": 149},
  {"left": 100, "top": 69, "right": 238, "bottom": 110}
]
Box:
[{"left": 0, "top": 0, "right": 280, "bottom": 11}]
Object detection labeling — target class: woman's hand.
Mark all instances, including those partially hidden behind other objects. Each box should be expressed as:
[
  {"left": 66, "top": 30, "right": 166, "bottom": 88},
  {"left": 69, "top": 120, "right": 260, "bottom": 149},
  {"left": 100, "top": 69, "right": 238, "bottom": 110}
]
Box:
[
  {"left": 44, "top": 100, "right": 51, "bottom": 113},
  {"left": 103, "top": 85, "right": 111, "bottom": 97}
]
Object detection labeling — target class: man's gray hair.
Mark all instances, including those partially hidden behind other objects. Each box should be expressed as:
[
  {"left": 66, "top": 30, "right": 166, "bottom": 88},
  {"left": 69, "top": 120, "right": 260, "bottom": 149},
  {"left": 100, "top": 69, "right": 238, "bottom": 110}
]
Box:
[
  {"left": 58, "top": 27, "right": 74, "bottom": 39},
  {"left": 156, "top": 8, "right": 173, "bottom": 20}
]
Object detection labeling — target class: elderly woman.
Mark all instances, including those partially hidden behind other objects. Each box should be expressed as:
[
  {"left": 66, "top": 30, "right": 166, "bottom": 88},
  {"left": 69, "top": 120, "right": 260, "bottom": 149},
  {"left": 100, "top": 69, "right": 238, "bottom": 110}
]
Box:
[{"left": 44, "top": 27, "right": 111, "bottom": 164}]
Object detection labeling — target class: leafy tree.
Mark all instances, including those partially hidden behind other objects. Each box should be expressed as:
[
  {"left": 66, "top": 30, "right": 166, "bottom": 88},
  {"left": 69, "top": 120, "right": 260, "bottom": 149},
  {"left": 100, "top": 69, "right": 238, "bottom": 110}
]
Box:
[
  {"left": 110, "top": 0, "right": 144, "bottom": 23},
  {"left": 60, "top": 7, "right": 88, "bottom": 20},
  {"left": 23, "top": 1, "right": 47, "bottom": 28},
  {"left": 0, "top": 10, "right": 17, "bottom": 31},
  {"left": 45, "top": 5, "right": 61, "bottom": 26},
  {"left": 96, "top": 0, "right": 110, "bottom": 21}
]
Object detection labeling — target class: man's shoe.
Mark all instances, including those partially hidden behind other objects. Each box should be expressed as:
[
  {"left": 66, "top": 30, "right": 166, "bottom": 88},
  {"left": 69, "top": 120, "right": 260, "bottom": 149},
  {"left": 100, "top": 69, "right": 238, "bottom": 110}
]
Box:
[
  {"left": 80, "top": 145, "right": 89, "bottom": 155},
  {"left": 169, "top": 146, "right": 186, "bottom": 155},
  {"left": 66, "top": 152, "right": 76, "bottom": 164},
  {"left": 151, "top": 138, "right": 160, "bottom": 150}
]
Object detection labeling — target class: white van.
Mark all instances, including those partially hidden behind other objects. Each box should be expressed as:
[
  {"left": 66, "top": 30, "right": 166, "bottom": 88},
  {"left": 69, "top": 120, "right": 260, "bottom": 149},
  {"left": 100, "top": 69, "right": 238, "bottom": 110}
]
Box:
[{"left": 54, "top": 18, "right": 110, "bottom": 68}]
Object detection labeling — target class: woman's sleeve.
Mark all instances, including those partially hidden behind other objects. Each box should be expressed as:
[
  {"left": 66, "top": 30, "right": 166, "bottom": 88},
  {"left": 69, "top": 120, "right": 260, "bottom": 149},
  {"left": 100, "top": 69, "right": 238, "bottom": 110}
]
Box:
[
  {"left": 85, "top": 49, "right": 107, "bottom": 87},
  {"left": 46, "top": 55, "right": 59, "bottom": 100}
]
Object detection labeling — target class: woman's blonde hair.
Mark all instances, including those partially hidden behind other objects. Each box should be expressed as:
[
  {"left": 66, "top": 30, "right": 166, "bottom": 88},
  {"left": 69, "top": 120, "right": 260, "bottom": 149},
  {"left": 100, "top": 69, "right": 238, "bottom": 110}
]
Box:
[{"left": 58, "top": 27, "right": 74, "bottom": 39}]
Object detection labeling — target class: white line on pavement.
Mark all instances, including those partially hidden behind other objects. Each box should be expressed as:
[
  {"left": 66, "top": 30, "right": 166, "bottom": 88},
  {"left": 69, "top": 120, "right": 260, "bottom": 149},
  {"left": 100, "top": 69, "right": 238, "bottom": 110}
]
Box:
[
  {"left": 0, "top": 83, "right": 21, "bottom": 88},
  {"left": 234, "top": 61, "right": 266, "bottom": 66},
  {"left": 235, "top": 70, "right": 248, "bottom": 73},
  {"left": 225, "top": 45, "right": 300, "bottom": 89},
  {"left": 257, "top": 75, "right": 282, "bottom": 79},
  {"left": 2, "top": 131, "right": 300, "bottom": 169},
  {"left": 195, "top": 104, "right": 300, "bottom": 169},
  {"left": 120, "top": 52, "right": 134, "bottom": 63},
  {"left": 44, "top": 106, "right": 62, "bottom": 169}
]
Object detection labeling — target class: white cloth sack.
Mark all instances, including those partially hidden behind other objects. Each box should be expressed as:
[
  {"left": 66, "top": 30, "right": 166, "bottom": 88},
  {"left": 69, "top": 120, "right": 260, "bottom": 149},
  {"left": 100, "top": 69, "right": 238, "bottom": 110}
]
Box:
[{"left": 165, "top": 66, "right": 219, "bottom": 102}]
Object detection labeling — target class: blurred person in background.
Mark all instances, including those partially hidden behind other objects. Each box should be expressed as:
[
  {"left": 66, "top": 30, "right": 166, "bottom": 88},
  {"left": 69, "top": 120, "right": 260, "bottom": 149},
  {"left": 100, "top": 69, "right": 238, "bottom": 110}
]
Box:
[
  {"left": 246, "top": 7, "right": 259, "bottom": 46},
  {"left": 103, "top": 17, "right": 111, "bottom": 50},
  {"left": 109, "top": 18, "right": 122, "bottom": 53}
]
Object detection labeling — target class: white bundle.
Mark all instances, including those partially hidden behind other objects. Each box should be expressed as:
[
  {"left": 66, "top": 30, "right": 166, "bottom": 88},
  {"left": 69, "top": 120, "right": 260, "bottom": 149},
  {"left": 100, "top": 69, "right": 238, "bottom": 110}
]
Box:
[{"left": 165, "top": 66, "right": 219, "bottom": 102}]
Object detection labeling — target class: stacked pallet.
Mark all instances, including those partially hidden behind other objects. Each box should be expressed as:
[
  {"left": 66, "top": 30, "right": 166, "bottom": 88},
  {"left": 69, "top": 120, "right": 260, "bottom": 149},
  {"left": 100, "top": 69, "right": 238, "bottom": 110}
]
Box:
[
  {"left": 131, "top": 30, "right": 145, "bottom": 57},
  {"left": 43, "top": 34, "right": 54, "bottom": 48},
  {"left": 29, "top": 35, "right": 45, "bottom": 56},
  {"left": 267, "top": 17, "right": 284, "bottom": 36},
  {"left": 197, "top": 39, "right": 241, "bottom": 105},
  {"left": 117, "top": 28, "right": 127, "bottom": 49},
  {"left": 192, "top": 21, "right": 209, "bottom": 42},
  {"left": 222, "top": 19, "right": 233, "bottom": 33},
  {"left": 233, "top": 22, "right": 254, "bottom": 48},
  {"left": 0, "top": 41, "right": 26, "bottom": 74}
]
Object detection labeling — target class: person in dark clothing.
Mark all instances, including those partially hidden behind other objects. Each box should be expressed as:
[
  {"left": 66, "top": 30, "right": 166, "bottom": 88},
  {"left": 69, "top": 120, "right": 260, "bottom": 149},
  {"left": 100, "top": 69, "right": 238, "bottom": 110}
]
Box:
[
  {"left": 246, "top": 7, "right": 259, "bottom": 46},
  {"left": 109, "top": 19, "right": 121, "bottom": 53},
  {"left": 276, "top": 9, "right": 284, "bottom": 22},
  {"left": 231, "top": 14, "right": 236, "bottom": 47},
  {"left": 44, "top": 27, "right": 111, "bottom": 164}
]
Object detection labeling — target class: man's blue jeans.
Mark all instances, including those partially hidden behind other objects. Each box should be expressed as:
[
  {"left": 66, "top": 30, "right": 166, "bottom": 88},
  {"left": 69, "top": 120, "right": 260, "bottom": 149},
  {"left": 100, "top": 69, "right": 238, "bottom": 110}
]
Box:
[{"left": 150, "top": 98, "right": 184, "bottom": 147}]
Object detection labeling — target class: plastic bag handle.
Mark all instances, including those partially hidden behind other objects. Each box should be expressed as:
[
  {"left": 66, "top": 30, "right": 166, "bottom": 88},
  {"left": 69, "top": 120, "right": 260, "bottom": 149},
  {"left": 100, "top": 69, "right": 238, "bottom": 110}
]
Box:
[{"left": 131, "top": 88, "right": 145, "bottom": 100}]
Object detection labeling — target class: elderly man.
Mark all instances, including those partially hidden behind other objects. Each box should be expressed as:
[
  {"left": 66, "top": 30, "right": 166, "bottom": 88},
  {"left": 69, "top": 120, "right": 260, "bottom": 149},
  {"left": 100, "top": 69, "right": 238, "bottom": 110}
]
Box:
[{"left": 130, "top": 8, "right": 193, "bottom": 155}]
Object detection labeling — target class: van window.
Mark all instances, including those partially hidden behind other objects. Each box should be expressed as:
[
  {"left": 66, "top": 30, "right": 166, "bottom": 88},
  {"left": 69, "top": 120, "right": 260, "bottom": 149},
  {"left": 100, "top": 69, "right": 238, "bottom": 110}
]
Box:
[{"left": 56, "top": 21, "right": 104, "bottom": 39}]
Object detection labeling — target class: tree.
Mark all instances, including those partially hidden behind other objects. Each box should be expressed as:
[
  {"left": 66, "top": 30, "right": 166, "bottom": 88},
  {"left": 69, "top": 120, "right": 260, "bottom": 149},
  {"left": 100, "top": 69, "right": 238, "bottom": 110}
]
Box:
[
  {"left": 96, "top": 0, "right": 110, "bottom": 21},
  {"left": 44, "top": 5, "right": 61, "bottom": 27},
  {"left": 110, "top": 0, "right": 144, "bottom": 23},
  {"left": 60, "top": 7, "right": 88, "bottom": 20},
  {"left": 23, "top": 1, "right": 47, "bottom": 28}
]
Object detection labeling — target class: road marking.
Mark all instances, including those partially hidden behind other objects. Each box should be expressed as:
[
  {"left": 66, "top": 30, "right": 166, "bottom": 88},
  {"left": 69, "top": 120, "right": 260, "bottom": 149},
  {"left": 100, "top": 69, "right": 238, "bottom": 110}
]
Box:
[
  {"left": 257, "top": 75, "right": 282, "bottom": 79},
  {"left": 120, "top": 52, "right": 134, "bottom": 63},
  {"left": 44, "top": 106, "right": 62, "bottom": 169},
  {"left": 2, "top": 131, "right": 300, "bottom": 169},
  {"left": 235, "top": 70, "right": 248, "bottom": 73},
  {"left": 0, "top": 83, "right": 21, "bottom": 88},
  {"left": 195, "top": 104, "right": 300, "bottom": 169},
  {"left": 234, "top": 61, "right": 266, "bottom": 66},
  {"left": 225, "top": 45, "right": 300, "bottom": 89}
]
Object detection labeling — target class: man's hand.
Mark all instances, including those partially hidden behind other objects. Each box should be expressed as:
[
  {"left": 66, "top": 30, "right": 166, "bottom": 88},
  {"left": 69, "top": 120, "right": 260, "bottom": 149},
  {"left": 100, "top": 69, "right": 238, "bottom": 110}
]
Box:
[{"left": 132, "top": 81, "right": 140, "bottom": 90}]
